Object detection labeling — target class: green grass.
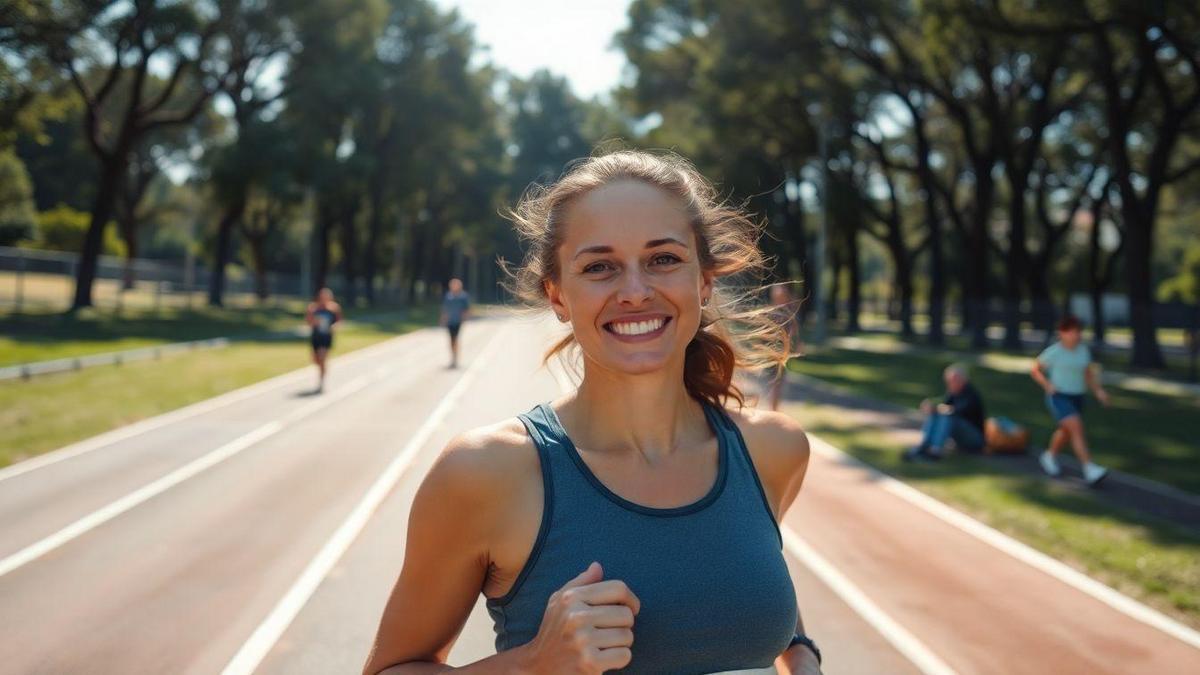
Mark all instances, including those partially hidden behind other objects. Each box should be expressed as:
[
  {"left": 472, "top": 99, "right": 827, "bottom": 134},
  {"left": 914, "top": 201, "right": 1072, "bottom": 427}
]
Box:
[
  {"left": 0, "top": 302, "right": 320, "bottom": 367},
  {"left": 0, "top": 307, "right": 439, "bottom": 467},
  {"left": 789, "top": 345, "right": 1200, "bottom": 494},
  {"left": 793, "top": 402, "right": 1200, "bottom": 629}
]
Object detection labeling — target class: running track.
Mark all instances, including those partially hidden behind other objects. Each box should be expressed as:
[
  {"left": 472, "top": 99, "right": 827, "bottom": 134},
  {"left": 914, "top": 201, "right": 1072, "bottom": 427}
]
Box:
[{"left": 0, "top": 311, "right": 1196, "bottom": 674}]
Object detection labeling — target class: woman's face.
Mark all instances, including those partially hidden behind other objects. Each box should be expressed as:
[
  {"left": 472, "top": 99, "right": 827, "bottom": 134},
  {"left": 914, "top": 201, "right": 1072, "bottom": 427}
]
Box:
[
  {"left": 545, "top": 179, "right": 713, "bottom": 375},
  {"left": 1059, "top": 327, "right": 1081, "bottom": 348}
]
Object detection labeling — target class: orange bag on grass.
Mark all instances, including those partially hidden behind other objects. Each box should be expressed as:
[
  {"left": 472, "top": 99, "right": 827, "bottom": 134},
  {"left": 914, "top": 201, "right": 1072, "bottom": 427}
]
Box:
[{"left": 984, "top": 416, "right": 1029, "bottom": 455}]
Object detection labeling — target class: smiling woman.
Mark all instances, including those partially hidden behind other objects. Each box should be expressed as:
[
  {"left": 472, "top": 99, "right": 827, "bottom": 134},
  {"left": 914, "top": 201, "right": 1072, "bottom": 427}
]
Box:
[
  {"left": 504, "top": 149, "right": 797, "bottom": 402},
  {"left": 362, "top": 149, "right": 820, "bottom": 675}
]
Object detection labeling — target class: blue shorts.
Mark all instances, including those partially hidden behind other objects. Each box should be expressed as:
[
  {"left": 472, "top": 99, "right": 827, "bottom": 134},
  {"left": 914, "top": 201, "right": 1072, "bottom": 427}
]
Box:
[{"left": 1046, "top": 393, "right": 1085, "bottom": 423}]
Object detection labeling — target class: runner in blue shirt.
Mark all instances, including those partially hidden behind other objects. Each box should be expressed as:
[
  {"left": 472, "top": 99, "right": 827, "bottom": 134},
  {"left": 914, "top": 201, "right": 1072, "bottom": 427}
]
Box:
[
  {"left": 440, "top": 278, "right": 471, "bottom": 369},
  {"left": 1031, "top": 315, "right": 1111, "bottom": 486}
]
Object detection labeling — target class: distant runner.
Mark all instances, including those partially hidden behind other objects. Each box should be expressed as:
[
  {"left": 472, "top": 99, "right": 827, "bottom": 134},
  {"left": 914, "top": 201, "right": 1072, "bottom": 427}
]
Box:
[
  {"left": 305, "top": 287, "right": 343, "bottom": 393},
  {"left": 440, "top": 278, "right": 471, "bottom": 369},
  {"left": 1031, "top": 315, "right": 1110, "bottom": 486}
]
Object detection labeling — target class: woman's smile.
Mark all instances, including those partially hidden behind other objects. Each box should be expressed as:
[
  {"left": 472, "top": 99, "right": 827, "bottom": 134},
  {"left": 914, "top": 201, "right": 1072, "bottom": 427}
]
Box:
[{"left": 603, "top": 314, "right": 673, "bottom": 342}]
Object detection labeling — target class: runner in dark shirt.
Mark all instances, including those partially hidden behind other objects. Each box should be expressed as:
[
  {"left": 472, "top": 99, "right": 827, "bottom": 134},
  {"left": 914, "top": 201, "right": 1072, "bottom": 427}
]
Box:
[{"left": 305, "top": 287, "right": 343, "bottom": 393}]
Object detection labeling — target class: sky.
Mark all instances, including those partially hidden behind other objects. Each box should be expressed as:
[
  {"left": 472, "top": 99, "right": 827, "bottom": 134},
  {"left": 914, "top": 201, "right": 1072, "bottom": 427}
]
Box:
[{"left": 432, "top": 0, "right": 634, "bottom": 100}]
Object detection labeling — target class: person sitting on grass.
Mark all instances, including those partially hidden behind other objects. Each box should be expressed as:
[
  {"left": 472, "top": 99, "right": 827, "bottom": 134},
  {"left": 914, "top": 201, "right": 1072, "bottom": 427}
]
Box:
[
  {"left": 903, "top": 363, "right": 986, "bottom": 461},
  {"left": 1031, "top": 315, "right": 1111, "bottom": 486}
]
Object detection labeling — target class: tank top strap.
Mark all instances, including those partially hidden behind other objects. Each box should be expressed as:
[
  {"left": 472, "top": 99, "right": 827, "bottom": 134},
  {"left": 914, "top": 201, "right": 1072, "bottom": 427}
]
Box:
[{"left": 702, "top": 399, "right": 784, "bottom": 548}]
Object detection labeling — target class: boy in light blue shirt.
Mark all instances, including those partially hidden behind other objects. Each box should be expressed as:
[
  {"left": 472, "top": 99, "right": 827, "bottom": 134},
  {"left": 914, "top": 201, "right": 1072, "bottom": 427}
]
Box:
[{"left": 1031, "top": 315, "right": 1111, "bottom": 486}]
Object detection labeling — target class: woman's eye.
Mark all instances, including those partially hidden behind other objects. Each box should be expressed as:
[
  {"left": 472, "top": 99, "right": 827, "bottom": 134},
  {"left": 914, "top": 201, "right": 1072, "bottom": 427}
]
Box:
[
  {"left": 583, "top": 262, "right": 613, "bottom": 274},
  {"left": 651, "top": 253, "right": 681, "bottom": 266}
]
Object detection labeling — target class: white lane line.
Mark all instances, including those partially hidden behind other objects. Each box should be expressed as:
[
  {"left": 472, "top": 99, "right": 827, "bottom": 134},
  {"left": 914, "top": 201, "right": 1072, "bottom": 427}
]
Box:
[
  {"left": 0, "top": 329, "right": 433, "bottom": 484},
  {"left": 782, "top": 527, "right": 958, "bottom": 675},
  {"left": 221, "top": 324, "right": 510, "bottom": 675},
  {"left": 0, "top": 347, "right": 423, "bottom": 579},
  {"left": 807, "top": 434, "right": 1200, "bottom": 651}
]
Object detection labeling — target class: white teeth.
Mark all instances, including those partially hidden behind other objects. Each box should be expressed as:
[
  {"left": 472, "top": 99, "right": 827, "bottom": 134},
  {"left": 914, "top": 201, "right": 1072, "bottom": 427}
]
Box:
[{"left": 610, "top": 318, "right": 665, "bottom": 336}]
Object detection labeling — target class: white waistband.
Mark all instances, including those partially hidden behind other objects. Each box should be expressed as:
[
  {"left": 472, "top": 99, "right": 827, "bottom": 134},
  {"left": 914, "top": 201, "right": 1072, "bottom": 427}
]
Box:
[{"left": 703, "top": 667, "right": 778, "bottom": 675}]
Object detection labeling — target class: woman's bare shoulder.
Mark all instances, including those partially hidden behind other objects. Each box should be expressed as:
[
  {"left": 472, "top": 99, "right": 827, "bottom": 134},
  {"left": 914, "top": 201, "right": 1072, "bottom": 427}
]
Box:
[
  {"left": 722, "top": 405, "right": 811, "bottom": 504},
  {"left": 428, "top": 416, "right": 539, "bottom": 508}
]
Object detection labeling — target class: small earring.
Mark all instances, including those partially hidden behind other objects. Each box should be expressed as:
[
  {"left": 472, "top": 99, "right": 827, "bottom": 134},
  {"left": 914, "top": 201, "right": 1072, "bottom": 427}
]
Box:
[
  {"left": 701, "top": 297, "right": 710, "bottom": 308},
  {"left": 555, "top": 313, "right": 566, "bottom": 322}
]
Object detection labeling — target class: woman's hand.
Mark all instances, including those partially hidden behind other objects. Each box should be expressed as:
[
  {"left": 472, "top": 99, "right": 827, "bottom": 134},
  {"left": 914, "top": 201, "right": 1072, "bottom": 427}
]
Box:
[
  {"left": 518, "top": 561, "right": 640, "bottom": 674},
  {"left": 919, "top": 399, "right": 933, "bottom": 414},
  {"left": 1095, "top": 388, "right": 1110, "bottom": 406}
]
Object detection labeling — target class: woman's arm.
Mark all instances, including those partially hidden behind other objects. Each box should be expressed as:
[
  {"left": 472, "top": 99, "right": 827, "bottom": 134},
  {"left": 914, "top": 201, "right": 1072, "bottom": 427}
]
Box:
[
  {"left": 777, "top": 423, "right": 820, "bottom": 675},
  {"left": 1030, "top": 360, "right": 1053, "bottom": 394},
  {"left": 362, "top": 433, "right": 525, "bottom": 674},
  {"left": 1085, "top": 363, "right": 1110, "bottom": 406}
]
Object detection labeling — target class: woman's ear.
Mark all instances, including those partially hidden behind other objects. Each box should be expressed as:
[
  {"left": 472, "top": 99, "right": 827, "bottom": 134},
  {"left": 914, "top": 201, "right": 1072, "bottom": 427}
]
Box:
[
  {"left": 700, "top": 270, "right": 714, "bottom": 305},
  {"left": 544, "top": 278, "right": 568, "bottom": 322}
]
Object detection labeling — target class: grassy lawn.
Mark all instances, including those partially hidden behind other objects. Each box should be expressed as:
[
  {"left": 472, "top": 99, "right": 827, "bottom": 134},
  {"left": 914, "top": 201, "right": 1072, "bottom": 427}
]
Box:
[
  {"left": 0, "top": 302, "right": 319, "bottom": 367},
  {"left": 0, "top": 307, "right": 439, "bottom": 467},
  {"left": 788, "top": 345, "right": 1200, "bottom": 494},
  {"left": 792, "top": 402, "right": 1200, "bottom": 629}
]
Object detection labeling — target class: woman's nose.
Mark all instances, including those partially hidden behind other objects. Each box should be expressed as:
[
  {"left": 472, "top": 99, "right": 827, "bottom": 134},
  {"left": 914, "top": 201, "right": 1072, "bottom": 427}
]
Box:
[{"left": 616, "top": 268, "right": 654, "bottom": 305}]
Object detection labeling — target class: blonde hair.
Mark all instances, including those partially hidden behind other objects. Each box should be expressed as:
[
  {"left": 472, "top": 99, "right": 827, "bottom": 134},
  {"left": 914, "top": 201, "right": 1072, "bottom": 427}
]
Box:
[{"left": 498, "top": 148, "right": 799, "bottom": 410}]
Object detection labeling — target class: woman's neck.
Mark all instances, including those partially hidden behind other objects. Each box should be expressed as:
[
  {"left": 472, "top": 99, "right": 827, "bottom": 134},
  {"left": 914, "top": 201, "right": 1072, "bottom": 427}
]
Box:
[{"left": 559, "top": 359, "right": 709, "bottom": 465}]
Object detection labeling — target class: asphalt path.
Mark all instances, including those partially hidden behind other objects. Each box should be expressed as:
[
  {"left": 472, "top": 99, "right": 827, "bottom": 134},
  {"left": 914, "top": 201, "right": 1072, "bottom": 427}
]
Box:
[{"left": 1, "top": 310, "right": 1196, "bottom": 674}]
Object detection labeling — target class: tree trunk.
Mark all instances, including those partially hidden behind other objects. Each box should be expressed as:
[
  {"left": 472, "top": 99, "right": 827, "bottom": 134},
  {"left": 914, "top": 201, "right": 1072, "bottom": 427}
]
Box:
[
  {"left": 208, "top": 195, "right": 246, "bottom": 307},
  {"left": 966, "top": 162, "right": 993, "bottom": 349},
  {"left": 119, "top": 214, "right": 138, "bottom": 291},
  {"left": 364, "top": 183, "right": 384, "bottom": 306},
  {"left": 406, "top": 224, "right": 425, "bottom": 305},
  {"left": 828, "top": 246, "right": 842, "bottom": 323},
  {"left": 1003, "top": 184, "right": 1029, "bottom": 349},
  {"left": 784, "top": 189, "right": 811, "bottom": 318},
  {"left": 315, "top": 202, "right": 333, "bottom": 293},
  {"left": 340, "top": 202, "right": 360, "bottom": 306},
  {"left": 845, "top": 217, "right": 861, "bottom": 334},
  {"left": 247, "top": 235, "right": 269, "bottom": 300},
  {"left": 1123, "top": 212, "right": 1164, "bottom": 368},
  {"left": 71, "top": 161, "right": 123, "bottom": 310}
]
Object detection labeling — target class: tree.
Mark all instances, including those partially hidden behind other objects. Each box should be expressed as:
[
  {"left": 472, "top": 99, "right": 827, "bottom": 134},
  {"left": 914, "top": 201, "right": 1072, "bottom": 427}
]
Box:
[
  {"left": 205, "top": 0, "right": 294, "bottom": 306},
  {"left": 16, "top": 0, "right": 238, "bottom": 309},
  {"left": 0, "top": 149, "right": 37, "bottom": 245},
  {"left": 985, "top": 0, "right": 1200, "bottom": 367}
]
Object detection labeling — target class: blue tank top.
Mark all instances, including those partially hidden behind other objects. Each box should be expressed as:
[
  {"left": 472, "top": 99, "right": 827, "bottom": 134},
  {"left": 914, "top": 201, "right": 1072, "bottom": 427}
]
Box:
[{"left": 486, "top": 399, "right": 798, "bottom": 673}]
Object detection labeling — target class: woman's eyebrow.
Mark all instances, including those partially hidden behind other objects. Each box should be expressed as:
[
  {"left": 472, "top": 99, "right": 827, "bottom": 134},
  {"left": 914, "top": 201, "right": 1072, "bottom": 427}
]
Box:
[{"left": 572, "top": 237, "right": 690, "bottom": 261}]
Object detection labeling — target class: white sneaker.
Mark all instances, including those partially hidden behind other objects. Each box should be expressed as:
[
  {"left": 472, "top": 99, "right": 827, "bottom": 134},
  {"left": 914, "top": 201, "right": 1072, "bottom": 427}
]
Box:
[
  {"left": 1083, "top": 462, "right": 1109, "bottom": 486},
  {"left": 1039, "top": 450, "right": 1061, "bottom": 477}
]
